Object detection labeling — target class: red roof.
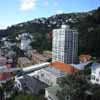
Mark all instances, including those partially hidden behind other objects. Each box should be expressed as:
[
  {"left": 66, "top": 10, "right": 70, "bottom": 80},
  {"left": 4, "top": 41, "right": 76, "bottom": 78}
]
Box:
[
  {"left": 0, "top": 64, "right": 13, "bottom": 81},
  {"left": 80, "top": 54, "right": 92, "bottom": 61},
  {"left": 49, "top": 61, "right": 79, "bottom": 74},
  {"left": 4, "top": 64, "right": 12, "bottom": 68},
  {"left": 0, "top": 73, "right": 12, "bottom": 81}
]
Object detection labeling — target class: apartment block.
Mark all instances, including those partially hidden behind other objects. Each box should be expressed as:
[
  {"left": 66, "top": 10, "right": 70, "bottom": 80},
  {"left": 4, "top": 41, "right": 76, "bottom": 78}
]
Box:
[{"left": 52, "top": 25, "right": 78, "bottom": 64}]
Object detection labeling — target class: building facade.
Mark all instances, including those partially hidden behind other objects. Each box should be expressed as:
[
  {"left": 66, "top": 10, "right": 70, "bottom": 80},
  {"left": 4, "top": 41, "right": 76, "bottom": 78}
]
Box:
[
  {"left": 52, "top": 25, "right": 78, "bottom": 64},
  {"left": 31, "top": 50, "right": 49, "bottom": 64}
]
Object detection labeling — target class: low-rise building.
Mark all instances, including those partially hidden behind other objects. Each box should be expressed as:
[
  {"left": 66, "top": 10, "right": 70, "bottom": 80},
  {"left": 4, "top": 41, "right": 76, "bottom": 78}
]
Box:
[
  {"left": 0, "top": 64, "right": 13, "bottom": 83},
  {"left": 15, "top": 75, "right": 47, "bottom": 95},
  {"left": 0, "top": 56, "right": 7, "bottom": 66},
  {"left": 36, "top": 67, "right": 65, "bottom": 86},
  {"left": 32, "top": 51, "right": 49, "bottom": 64},
  {"left": 43, "top": 51, "right": 52, "bottom": 58},
  {"left": 91, "top": 63, "right": 100, "bottom": 84},
  {"left": 36, "top": 61, "right": 79, "bottom": 86},
  {"left": 80, "top": 54, "right": 92, "bottom": 63},
  {"left": 18, "top": 57, "right": 32, "bottom": 68}
]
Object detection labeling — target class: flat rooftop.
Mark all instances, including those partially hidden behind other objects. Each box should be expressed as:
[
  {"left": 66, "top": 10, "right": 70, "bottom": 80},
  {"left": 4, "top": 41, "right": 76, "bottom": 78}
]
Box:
[{"left": 43, "top": 67, "right": 65, "bottom": 77}]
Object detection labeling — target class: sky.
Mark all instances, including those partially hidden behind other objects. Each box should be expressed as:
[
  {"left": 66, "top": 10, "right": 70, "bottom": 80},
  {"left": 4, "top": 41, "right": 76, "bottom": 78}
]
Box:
[{"left": 0, "top": 0, "right": 100, "bottom": 29}]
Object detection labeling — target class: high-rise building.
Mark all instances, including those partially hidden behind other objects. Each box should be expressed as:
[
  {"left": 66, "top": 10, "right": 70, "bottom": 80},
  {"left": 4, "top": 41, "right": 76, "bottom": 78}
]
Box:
[{"left": 52, "top": 25, "right": 78, "bottom": 64}]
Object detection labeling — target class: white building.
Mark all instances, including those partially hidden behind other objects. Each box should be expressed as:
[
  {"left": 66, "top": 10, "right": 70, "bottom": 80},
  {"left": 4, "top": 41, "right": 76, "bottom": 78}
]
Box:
[
  {"left": 52, "top": 25, "right": 78, "bottom": 64},
  {"left": 45, "top": 84, "right": 61, "bottom": 100},
  {"left": 36, "top": 67, "right": 65, "bottom": 86},
  {"left": 18, "top": 33, "right": 32, "bottom": 50},
  {"left": 91, "top": 63, "right": 100, "bottom": 84},
  {"left": 36, "top": 61, "right": 79, "bottom": 86}
]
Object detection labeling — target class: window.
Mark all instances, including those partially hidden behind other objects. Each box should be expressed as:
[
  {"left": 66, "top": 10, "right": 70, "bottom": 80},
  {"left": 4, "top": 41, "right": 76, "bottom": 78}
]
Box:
[
  {"left": 65, "top": 96, "right": 70, "bottom": 100},
  {"left": 96, "top": 78, "right": 99, "bottom": 82},
  {"left": 41, "top": 73, "right": 44, "bottom": 77},
  {"left": 48, "top": 96, "right": 54, "bottom": 100},
  {"left": 91, "top": 75, "right": 95, "bottom": 80}
]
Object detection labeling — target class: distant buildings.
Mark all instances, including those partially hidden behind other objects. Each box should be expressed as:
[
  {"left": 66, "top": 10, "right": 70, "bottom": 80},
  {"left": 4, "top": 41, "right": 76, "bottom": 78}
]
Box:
[
  {"left": 0, "top": 56, "right": 7, "bottom": 66},
  {"left": 52, "top": 25, "right": 78, "bottom": 64},
  {"left": 43, "top": 51, "right": 52, "bottom": 58},
  {"left": 1, "top": 37, "right": 16, "bottom": 49},
  {"left": 18, "top": 57, "right": 32, "bottom": 68},
  {"left": 31, "top": 50, "right": 49, "bottom": 64},
  {"left": 0, "top": 64, "right": 13, "bottom": 83},
  {"left": 0, "top": 56, "right": 13, "bottom": 66},
  {"left": 17, "top": 33, "right": 32, "bottom": 51},
  {"left": 80, "top": 54, "right": 92, "bottom": 63}
]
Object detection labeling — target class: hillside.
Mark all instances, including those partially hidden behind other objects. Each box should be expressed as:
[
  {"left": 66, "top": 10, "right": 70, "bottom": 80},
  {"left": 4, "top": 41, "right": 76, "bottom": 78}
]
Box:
[{"left": 0, "top": 7, "right": 100, "bottom": 57}]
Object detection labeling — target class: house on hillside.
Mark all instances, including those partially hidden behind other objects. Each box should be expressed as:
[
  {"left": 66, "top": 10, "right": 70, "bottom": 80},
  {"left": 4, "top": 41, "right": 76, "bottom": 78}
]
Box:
[
  {"left": 17, "top": 33, "right": 33, "bottom": 51},
  {"left": 79, "top": 54, "right": 92, "bottom": 63},
  {"left": 31, "top": 50, "right": 49, "bottom": 64}
]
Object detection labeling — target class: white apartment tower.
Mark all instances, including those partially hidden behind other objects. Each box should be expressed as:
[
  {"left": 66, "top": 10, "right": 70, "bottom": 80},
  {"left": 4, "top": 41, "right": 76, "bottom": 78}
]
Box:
[{"left": 52, "top": 25, "right": 78, "bottom": 64}]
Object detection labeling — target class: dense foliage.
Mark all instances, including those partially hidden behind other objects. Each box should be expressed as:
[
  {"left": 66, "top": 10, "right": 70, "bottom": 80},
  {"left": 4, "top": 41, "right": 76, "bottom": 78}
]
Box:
[
  {"left": 0, "top": 79, "right": 15, "bottom": 100},
  {"left": 58, "top": 72, "right": 100, "bottom": 100},
  {"left": 78, "top": 7, "right": 100, "bottom": 56},
  {"left": 9, "top": 92, "right": 46, "bottom": 100}
]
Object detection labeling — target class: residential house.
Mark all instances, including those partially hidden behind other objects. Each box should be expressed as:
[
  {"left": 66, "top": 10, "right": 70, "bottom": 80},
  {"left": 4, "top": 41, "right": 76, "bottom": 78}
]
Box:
[
  {"left": 80, "top": 54, "right": 92, "bottom": 63},
  {"left": 0, "top": 56, "right": 7, "bottom": 66},
  {"left": 91, "top": 63, "right": 100, "bottom": 84},
  {"left": 31, "top": 50, "right": 49, "bottom": 64},
  {"left": 18, "top": 57, "right": 32, "bottom": 68},
  {"left": 0, "top": 64, "right": 13, "bottom": 83},
  {"left": 15, "top": 75, "right": 47, "bottom": 95}
]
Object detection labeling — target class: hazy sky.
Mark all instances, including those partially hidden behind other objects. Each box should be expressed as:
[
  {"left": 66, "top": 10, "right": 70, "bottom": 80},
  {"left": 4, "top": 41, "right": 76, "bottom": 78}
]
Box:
[{"left": 0, "top": 0, "right": 100, "bottom": 29}]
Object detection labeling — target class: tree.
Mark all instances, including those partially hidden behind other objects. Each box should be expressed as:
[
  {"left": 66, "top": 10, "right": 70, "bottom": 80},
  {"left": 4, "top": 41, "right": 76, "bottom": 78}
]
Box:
[
  {"left": 9, "top": 91, "right": 46, "bottom": 100},
  {"left": 57, "top": 73, "right": 88, "bottom": 100},
  {"left": 78, "top": 7, "right": 100, "bottom": 57},
  {"left": 57, "top": 72, "right": 100, "bottom": 100},
  {"left": 0, "top": 78, "right": 16, "bottom": 100}
]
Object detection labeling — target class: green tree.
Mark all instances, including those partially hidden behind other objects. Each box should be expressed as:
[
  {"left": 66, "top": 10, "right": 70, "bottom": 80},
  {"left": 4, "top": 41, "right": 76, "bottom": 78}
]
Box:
[
  {"left": 0, "top": 78, "right": 15, "bottom": 99},
  {"left": 9, "top": 91, "right": 46, "bottom": 100},
  {"left": 57, "top": 72, "right": 100, "bottom": 100}
]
